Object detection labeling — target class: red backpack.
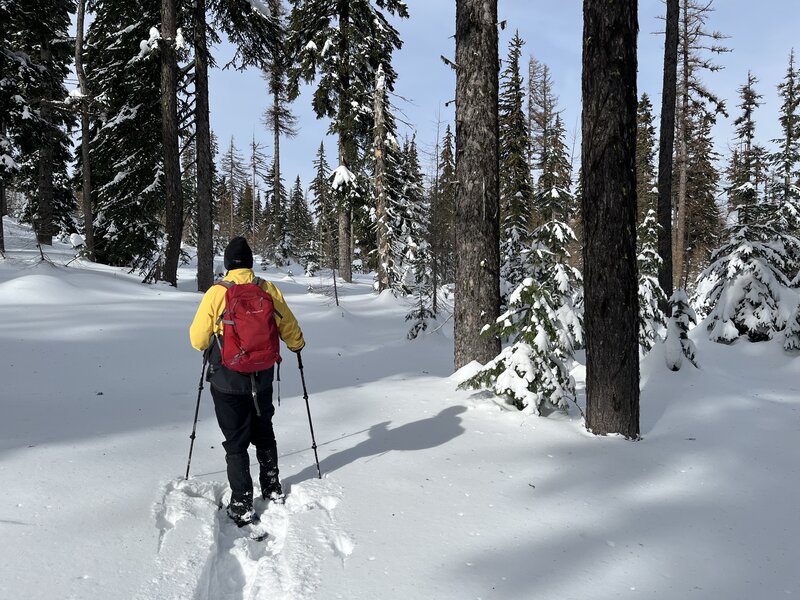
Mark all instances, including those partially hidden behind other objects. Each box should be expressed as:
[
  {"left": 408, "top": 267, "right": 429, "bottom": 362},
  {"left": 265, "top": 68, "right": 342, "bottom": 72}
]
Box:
[{"left": 215, "top": 277, "right": 281, "bottom": 373}]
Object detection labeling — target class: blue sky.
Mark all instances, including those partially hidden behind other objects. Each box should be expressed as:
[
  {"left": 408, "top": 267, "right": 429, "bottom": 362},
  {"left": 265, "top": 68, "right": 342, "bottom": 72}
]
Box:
[{"left": 210, "top": 0, "right": 798, "bottom": 194}]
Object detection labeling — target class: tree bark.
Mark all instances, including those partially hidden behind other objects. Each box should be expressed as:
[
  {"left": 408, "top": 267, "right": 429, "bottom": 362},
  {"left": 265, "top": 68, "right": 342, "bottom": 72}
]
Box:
[
  {"left": 336, "top": 0, "right": 353, "bottom": 283},
  {"left": 673, "top": 0, "right": 689, "bottom": 290},
  {"left": 657, "top": 0, "right": 678, "bottom": 311},
  {"left": 36, "top": 42, "right": 54, "bottom": 246},
  {"left": 193, "top": 0, "right": 214, "bottom": 291},
  {"left": 373, "top": 67, "right": 388, "bottom": 292},
  {"left": 0, "top": 117, "right": 6, "bottom": 255},
  {"left": 75, "top": 0, "right": 95, "bottom": 260},
  {"left": 453, "top": 0, "right": 501, "bottom": 369},
  {"left": 581, "top": 0, "right": 640, "bottom": 438},
  {"left": 160, "top": 0, "right": 183, "bottom": 286}
]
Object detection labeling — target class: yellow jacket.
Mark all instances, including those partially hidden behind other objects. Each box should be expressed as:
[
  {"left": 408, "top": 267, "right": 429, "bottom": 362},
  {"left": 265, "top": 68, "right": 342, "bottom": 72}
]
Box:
[{"left": 189, "top": 269, "right": 305, "bottom": 353}]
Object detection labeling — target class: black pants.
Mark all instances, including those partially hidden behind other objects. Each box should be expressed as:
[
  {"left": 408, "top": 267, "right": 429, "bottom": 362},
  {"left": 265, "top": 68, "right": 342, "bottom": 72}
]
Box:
[{"left": 211, "top": 385, "right": 279, "bottom": 499}]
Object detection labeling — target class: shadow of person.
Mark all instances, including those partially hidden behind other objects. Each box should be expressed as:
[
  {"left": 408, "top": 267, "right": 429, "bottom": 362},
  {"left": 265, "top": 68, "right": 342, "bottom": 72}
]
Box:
[{"left": 285, "top": 405, "right": 468, "bottom": 487}]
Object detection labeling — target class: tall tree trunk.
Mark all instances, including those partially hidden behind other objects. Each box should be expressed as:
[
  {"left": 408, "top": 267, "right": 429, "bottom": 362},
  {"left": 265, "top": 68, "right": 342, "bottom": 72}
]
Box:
[
  {"left": 657, "top": 0, "right": 678, "bottom": 311},
  {"left": 453, "top": 0, "right": 501, "bottom": 369},
  {"left": 160, "top": 0, "right": 183, "bottom": 286},
  {"left": 75, "top": 0, "right": 95, "bottom": 260},
  {"left": 336, "top": 0, "right": 353, "bottom": 283},
  {"left": 673, "top": 0, "right": 689, "bottom": 289},
  {"left": 581, "top": 0, "right": 640, "bottom": 438},
  {"left": 37, "top": 42, "right": 54, "bottom": 247},
  {"left": 273, "top": 86, "right": 282, "bottom": 259},
  {"left": 0, "top": 117, "right": 6, "bottom": 255},
  {"left": 194, "top": 0, "right": 214, "bottom": 291},
  {"left": 374, "top": 67, "right": 388, "bottom": 292}
]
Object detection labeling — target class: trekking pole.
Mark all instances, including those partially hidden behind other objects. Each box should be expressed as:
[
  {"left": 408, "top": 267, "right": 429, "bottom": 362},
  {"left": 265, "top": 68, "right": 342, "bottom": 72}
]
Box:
[
  {"left": 297, "top": 351, "right": 322, "bottom": 479},
  {"left": 185, "top": 352, "right": 208, "bottom": 480}
]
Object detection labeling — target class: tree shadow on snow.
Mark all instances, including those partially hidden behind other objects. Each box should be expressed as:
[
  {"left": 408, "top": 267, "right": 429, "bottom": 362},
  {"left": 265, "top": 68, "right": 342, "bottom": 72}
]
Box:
[{"left": 284, "top": 405, "right": 467, "bottom": 486}]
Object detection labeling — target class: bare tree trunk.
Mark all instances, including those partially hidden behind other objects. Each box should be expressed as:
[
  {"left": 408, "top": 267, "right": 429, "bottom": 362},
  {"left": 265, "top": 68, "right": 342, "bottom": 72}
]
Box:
[
  {"left": 37, "top": 42, "right": 54, "bottom": 247},
  {"left": 374, "top": 67, "right": 388, "bottom": 292},
  {"left": 581, "top": 0, "right": 640, "bottom": 438},
  {"left": 0, "top": 117, "right": 7, "bottom": 256},
  {"left": 194, "top": 0, "right": 214, "bottom": 291},
  {"left": 454, "top": 0, "right": 501, "bottom": 369},
  {"left": 336, "top": 0, "right": 353, "bottom": 283},
  {"left": 160, "top": 0, "right": 183, "bottom": 286},
  {"left": 657, "top": 0, "right": 678, "bottom": 312},
  {"left": 673, "top": 0, "right": 689, "bottom": 290},
  {"left": 75, "top": 0, "right": 95, "bottom": 260}
]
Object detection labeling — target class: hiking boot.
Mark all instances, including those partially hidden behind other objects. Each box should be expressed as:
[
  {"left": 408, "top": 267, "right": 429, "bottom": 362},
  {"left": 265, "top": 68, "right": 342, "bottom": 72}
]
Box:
[
  {"left": 261, "top": 475, "right": 285, "bottom": 504},
  {"left": 227, "top": 492, "right": 257, "bottom": 527}
]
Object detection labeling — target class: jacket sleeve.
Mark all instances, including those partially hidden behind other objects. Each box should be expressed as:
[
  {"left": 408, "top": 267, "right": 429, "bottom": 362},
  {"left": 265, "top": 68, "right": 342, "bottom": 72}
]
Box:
[
  {"left": 189, "top": 287, "right": 223, "bottom": 351},
  {"left": 264, "top": 281, "right": 305, "bottom": 352}
]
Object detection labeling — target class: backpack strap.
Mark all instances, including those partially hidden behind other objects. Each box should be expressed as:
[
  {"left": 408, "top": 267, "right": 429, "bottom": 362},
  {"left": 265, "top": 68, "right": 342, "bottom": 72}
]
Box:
[{"left": 215, "top": 280, "right": 234, "bottom": 289}]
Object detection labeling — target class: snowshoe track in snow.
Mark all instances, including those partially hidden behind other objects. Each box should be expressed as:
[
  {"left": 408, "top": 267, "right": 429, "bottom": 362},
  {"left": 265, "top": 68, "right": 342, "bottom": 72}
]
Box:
[{"left": 145, "top": 477, "right": 349, "bottom": 600}]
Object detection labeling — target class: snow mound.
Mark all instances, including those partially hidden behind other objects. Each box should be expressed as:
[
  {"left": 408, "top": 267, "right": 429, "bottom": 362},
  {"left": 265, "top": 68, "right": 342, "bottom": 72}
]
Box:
[
  {"left": 450, "top": 360, "right": 485, "bottom": 384},
  {"left": 0, "top": 274, "right": 90, "bottom": 305}
]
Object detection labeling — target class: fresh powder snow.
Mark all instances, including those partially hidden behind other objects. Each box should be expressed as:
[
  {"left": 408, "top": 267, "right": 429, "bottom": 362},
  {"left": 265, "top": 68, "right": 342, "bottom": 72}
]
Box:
[{"left": 0, "top": 216, "right": 799, "bottom": 599}]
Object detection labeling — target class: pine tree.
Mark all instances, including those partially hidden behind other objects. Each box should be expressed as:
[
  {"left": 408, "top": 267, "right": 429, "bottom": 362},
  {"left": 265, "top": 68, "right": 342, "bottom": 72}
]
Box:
[
  {"left": 310, "top": 141, "right": 336, "bottom": 268},
  {"left": 498, "top": 32, "right": 533, "bottom": 299},
  {"left": 429, "top": 122, "right": 456, "bottom": 293},
  {"left": 784, "top": 303, "right": 800, "bottom": 351},
  {"left": 582, "top": 0, "right": 640, "bottom": 437},
  {"left": 218, "top": 136, "right": 247, "bottom": 241},
  {"left": 637, "top": 209, "right": 667, "bottom": 353},
  {"left": 454, "top": 0, "right": 501, "bottom": 369},
  {"left": 86, "top": 0, "right": 164, "bottom": 270},
  {"left": 263, "top": 159, "right": 289, "bottom": 265},
  {"left": 14, "top": 0, "right": 77, "bottom": 245},
  {"left": 771, "top": 50, "right": 800, "bottom": 242},
  {"left": 673, "top": 0, "right": 729, "bottom": 288},
  {"left": 288, "top": 0, "right": 408, "bottom": 283},
  {"left": 664, "top": 289, "right": 698, "bottom": 370},
  {"left": 286, "top": 175, "right": 315, "bottom": 266},
  {"left": 636, "top": 93, "right": 659, "bottom": 220}
]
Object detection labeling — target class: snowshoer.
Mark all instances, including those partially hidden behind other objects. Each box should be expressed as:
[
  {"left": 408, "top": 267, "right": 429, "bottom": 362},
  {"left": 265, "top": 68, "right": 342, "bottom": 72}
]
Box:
[{"left": 189, "top": 237, "right": 305, "bottom": 526}]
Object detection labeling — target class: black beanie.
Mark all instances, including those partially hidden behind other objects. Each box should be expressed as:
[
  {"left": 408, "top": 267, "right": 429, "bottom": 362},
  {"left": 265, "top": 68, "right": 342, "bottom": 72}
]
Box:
[{"left": 224, "top": 237, "right": 253, "bottom": 271}]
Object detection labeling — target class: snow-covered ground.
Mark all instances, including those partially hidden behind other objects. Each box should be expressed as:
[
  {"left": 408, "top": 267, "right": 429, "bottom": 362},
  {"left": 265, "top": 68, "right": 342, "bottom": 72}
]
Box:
[{"left": 1, "top": 216, "right": 798, "bottom": 600}]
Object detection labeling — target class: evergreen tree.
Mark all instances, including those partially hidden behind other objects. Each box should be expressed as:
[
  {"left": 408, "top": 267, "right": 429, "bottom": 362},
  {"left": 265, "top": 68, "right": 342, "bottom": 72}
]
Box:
[
  {"left": 14, "top": 0, "right": 77, "bottom": 244},
  {"left": 784, "top": 303, "right": 800, "bottom": 351},
  {"left": 771, "top": 50, "right": 800, "bottom": 241},
  {"left": 181, "top": 139, "right": 198, "bottom": 244},
  {"left": 263, "top": 159, "right": 289, "bottom": 265},
  {"left": 286, "top": 175, "right": 315, "bottom": 266},
  {"left": 498, "top": 32, "right": 533, "bottom": 299},
  {"left": 85, "top": 0, "right": 164, "bottom": 270},
  {"left": 673, "top": 0, "right": 729, "bottom": 288},
  {"left": 429, "top": 123, "right": 456, "bottom": 288},
  {"left": 636, "top": 93, "right": 659, "bottom": 220},
  {"left": 664, "top": 289, "right": 698, "bottom": 371},
  {"left": 288, "top": 0, "right": 408, "bottom": 282},
  {"left": 310, "top": 141, "right": 336, "bottom": 268},
  {"left": 637, "top": 209, "right": 667, "bottom": 353},
  {"left": 218, "top": 136, "right": 247, "bottom": 241}
]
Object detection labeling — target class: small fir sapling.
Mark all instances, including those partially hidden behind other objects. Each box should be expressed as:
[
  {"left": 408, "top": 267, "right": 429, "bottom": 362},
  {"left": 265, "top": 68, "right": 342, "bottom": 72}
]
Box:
[{"left": 665, "top": 289, "right": 699, "bottom": 371}]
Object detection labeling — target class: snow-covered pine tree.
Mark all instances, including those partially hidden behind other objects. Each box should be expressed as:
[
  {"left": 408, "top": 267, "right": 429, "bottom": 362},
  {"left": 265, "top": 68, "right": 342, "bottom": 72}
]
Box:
[
  {"left": 463, "top": 189, "right": 582, "bottom": 413},
  {"left": 263, "top": 158, "right": 289, "bottom": 266},
  {"left": 428, "top": 122, "right": 456, "bottom": 294},
  {"left": 498, "top": 32, "right": 533, "bottom": 300},
  {"left": 404, "top": 139, "right": 434, "bottom": 338},
  {"left": 288, "top": 0, "right": 408, "bottom": 282},
  {"left": 286, "top": 175, "right": 315, "bottom": 268},
  {"left": 698, "top": 71, "right": 800, "bottom": 342},
  {"left": 85, "top": 0, "right": 165, "bottom": 270},
  {"left": 771, "top": 49, "right": 800, "bottom": 273},
  {"left": 310, "top": 141, "right": 336, "bottom": 268},
  {"left": 637, "top": 208, "right": 667, "bottom": 353},
  {"left": 673, "top": 0, "right": 729, "bottom": 287},
  {"left": 680, "top": 105, "right": 722, "bottom": 289},
  {"left": 664, "top": 289, "right": 698, "bottom": 370},
  {"left": 14, "top": 0, "right": 77, "bottom": 245},
  {"left": 636, "top": 93, "right": 658, "bottom": 220}
]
